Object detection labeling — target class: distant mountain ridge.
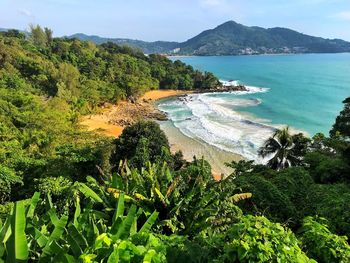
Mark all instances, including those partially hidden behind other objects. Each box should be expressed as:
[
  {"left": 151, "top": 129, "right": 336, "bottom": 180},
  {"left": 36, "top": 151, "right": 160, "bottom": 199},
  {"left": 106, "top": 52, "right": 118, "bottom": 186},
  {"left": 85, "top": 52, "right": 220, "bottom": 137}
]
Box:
[
  {"left": 69, "top": 21, "right": 350, "bottom": 55},
  {"left": 4, "top": 21, "right": 350, "bottom": 55},
  {"left": 177, "top": 21, "right": 350, "bottom": 55},
  {"left": 68, "top": 33, "right": 179, "bottom": 54}
]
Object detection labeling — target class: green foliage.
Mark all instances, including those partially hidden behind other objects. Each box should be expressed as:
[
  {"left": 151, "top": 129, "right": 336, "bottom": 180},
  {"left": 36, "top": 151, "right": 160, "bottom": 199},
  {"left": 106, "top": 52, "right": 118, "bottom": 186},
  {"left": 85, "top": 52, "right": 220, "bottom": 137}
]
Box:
[
  {"left": 176, "top": 20, "right": 350, "bottom": 55},
  {"left": 234, "top": 165, "right": 350, "bottom": 236},
  {"left": 107, "top": 159, "right": 244, "bottom": 237},
  {"left": 234, "top": 173, "right": 296, "bottom": 223},
  {"left": 114, "top": 121, "right": 171, "bottom": 168},
  {"left": 330, "top": 97, "right": 350, "bottom": 139},
  {"left": 259, "top": 127, "right": 310, "bottom": 170},
  {"left": 299, "top": 217, "right": 350, "bottom": 263},
  {"left": 1, "top": 27, "right": 350, "bottom": 263},
  {"left": 270, "top": 168, "right": 314, "bottom": 223},
  {"left": 0, "top": 189, "right": 165, "bottom": 262},
  {"left": 308, "top": 183, "right": 350, "bottom": 236},
  {"left": 0, "top": 29, "right": 220, "bottom": 204},
  {"left": 204, "top": 215, "right": 315, "bottom": 262},
  {"left": 305, "top": 151, "right": 350, "bottom": 183},
  {"left": 0, "top": 165, "right": 22, "bottom": 203},
  {"left": 30, "top": 24, "right": 49, "bottom": 47}
]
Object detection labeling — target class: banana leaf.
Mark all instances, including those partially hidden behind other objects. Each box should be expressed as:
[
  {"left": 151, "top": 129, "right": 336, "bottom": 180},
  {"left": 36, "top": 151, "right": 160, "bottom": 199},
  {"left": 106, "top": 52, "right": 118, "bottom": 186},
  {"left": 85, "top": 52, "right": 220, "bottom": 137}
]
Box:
[
  {"left": 114, "top": 205, "right": 137, "bottom": 240},
  {"left": 26, "top": 192, "right": 40, "bottom": 219},
  {"left": 67, "top": 225, "right": 88, "bottom": 257},
  {"left": 138, "top": 211, "right": 158, "bottom": 234},
  {"left": 73, "top": 197, "right": 81, "bottom": 227},
  {"left": 42, "top": 214, "right": 68, "bottom": 256},
  {"left": 112, "top": 193, "right": 125, "bottom": 223},
  {"left": 6, "top": 201, "right": 29, "bottom": 263},
  {"left": 77, "top": 183, "right": 103, "bottom": 203}
]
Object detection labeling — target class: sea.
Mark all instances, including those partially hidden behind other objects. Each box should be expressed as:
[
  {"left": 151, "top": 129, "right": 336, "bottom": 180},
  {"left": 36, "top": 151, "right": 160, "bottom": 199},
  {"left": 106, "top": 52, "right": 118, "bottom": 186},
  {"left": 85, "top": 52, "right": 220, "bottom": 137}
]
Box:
[{"left": 158, "top": 53, "right": 350, "bottom": 161}]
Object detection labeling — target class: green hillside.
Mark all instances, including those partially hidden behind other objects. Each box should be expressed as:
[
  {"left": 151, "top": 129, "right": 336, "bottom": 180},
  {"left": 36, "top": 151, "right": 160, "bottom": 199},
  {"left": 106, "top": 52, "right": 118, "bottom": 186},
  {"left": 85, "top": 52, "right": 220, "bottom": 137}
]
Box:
[
  {"left": 68, "top": 33, "right": 179, "bottom": 54},
  {"left": 0, "top": 26, "right": 350, "bottom": 262},
  {"left": 69, "top": 21, "right": 350, "bottom": 55},
  {"left": 178, "top": 21, "right": 350, "bottom": 55}
]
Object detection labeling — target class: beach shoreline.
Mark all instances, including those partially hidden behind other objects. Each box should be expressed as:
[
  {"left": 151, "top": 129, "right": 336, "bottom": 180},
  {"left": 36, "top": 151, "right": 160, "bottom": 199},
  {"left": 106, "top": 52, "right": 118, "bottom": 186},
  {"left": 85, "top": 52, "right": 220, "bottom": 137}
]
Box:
[
  {"left": 80, "top": 89, "right": 190, "bottom": 137},
  {"left": 80, "top": 89, "right": 243, "bottom": 177}
]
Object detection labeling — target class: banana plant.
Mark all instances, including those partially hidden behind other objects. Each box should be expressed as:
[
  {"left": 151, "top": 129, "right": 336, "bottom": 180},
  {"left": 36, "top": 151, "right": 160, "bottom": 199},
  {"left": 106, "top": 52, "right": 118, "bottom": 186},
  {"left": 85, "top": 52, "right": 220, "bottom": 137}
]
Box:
[{"left": 1, "top": 183, "right": 163, "bottom": 262}]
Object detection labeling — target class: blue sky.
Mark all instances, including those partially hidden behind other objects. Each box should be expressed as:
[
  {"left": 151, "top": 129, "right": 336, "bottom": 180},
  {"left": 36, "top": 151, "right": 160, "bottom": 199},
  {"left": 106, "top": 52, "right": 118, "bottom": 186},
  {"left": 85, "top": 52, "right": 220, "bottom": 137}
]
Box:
[{"left": 1, "top": 0, "right": 350, "bottom": 41}]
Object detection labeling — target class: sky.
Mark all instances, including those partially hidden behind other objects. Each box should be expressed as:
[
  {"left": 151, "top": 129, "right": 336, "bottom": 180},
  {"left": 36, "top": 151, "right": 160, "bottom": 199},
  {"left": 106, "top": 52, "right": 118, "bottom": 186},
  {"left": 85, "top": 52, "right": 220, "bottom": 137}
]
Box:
[{"left": 1, "top": 0, "right": 350, "bottom": 42}]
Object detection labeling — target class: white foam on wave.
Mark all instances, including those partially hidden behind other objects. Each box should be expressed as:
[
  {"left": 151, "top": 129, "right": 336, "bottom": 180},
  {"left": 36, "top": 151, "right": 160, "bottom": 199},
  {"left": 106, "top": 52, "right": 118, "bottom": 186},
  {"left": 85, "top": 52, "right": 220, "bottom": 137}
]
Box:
[
  {"left": 220, "top": 79, "right": 239, "bottom": 86},
  {"left": 219, "top": 79, "right": 270, "bottom": 95},
  {"left": 158, "top": 83, "right": 276, "bottom": 162}
]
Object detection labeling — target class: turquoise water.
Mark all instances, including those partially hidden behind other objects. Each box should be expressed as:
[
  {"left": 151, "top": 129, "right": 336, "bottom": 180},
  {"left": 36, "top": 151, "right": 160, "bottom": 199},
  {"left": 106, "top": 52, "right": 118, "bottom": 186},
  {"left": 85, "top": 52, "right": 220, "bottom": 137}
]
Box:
[
  {"left": 161, "top": 54, "right": 350, "bottom": 160},
  {"left": 175, "top": 54, "right": 350, "bottom": 135}
]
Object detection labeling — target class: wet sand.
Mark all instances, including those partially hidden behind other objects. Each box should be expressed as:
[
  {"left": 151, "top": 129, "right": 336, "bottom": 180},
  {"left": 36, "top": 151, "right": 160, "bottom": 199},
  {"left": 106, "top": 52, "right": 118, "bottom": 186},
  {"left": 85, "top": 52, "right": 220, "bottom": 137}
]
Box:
[
  {"left": 160, "top": 121, "right": 243, "bottom": 177},
  {"left": 81, "top": 89, "right": 243, "bottom": 178}
]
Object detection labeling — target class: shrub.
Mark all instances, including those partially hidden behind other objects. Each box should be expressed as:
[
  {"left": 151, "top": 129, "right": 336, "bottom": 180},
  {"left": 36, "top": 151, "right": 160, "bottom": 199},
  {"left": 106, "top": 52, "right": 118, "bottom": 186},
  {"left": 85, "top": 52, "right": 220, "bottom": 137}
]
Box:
[
  {"left": 299, "top": 217, "right": 350, "bottom": 263},
  {"left": 215, "top": 215, "right": 315, "bottom": 262},
  {"left": 234, "top": 174, "right": 296, "bottom": 223},
  {"left": 114, "top": 121, "right": 170, "bottom": 168}
]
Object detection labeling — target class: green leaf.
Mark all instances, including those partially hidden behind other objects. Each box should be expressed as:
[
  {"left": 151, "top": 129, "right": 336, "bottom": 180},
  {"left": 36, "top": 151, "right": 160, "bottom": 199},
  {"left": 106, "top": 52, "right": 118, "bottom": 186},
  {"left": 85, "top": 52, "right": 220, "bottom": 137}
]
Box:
[
  {"left": 0, "top": 218, "right": 11, "bottom": 245},
  {"left": 112, "top": 193, "right": 125, "bottom": 222},
  {"left": 42, "top": 215, "right": 68, "bottom": 256},
  {"left": 45, "top": 193, "right": 53, "bottom": 211},
  {"left": 107, "top": 247, "right": 119, "bottom": 263},
  {"left": 138, "top": 211, "right": 158, "bottom": 234},
  {"left": 48, "top": 209, "right": 60, "bottom": 226},
  {"left": 143, "top": 249, "right": 157, "bottom": 263},
  {"left": 78, "top": 183, "right": 103, "bottom": 203},
  {"left": 73, "top": 197, "right": 81, "bottom": 227},
  {"left": 6, "top": 201, "right": 29, "bottom": 262},
  {"left": 34, "top": 227, "right": 48, "bottom": 248},
  {"left": 114, "top": 205, "right": 137, "bottom": 240},
  {"left": 67, "top": 225, "right": 88, "bottom": 257},
  {"left": 26, "top": 192, "right": 40, "bottom": 219}
]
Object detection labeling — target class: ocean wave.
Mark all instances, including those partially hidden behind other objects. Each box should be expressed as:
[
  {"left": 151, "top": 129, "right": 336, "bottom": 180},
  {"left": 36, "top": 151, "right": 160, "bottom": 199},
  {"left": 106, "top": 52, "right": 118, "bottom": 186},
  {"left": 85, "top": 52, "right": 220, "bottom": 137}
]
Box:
[
  {"left": 219, "top": 79, "right": 270, "bottom": 95},
  {"left": 158, "top": 81, "right": 276, "bottom": 162}
]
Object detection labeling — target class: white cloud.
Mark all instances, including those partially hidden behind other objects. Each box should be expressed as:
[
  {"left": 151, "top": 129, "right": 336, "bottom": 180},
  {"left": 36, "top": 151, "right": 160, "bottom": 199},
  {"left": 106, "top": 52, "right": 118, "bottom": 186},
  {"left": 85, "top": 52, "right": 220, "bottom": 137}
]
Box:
[
  {"left": 332, "top": 11, "right": 350, "bottom": 21},
  {"left": 19, "top": 9, "right": 33, "bottom": 17}
]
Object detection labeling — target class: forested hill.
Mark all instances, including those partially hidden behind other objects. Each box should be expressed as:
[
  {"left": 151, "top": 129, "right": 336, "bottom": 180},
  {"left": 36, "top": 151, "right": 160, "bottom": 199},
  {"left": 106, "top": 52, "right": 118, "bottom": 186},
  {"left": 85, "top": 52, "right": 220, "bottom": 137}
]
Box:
[
  {"left": 68, "top": 21, "right": 350, "bottom": 55},
  {"left": 0, "top": 26, "right": 219, "bottom": 205},
  {"left": 69, "top": 33, "right": 179, "bottom": 54},
  {"left": 1, "top": 26, "right": 350, "bottom": 262},
  {"left": 177, "top": 21, "right": 350, "bottom": 55}
]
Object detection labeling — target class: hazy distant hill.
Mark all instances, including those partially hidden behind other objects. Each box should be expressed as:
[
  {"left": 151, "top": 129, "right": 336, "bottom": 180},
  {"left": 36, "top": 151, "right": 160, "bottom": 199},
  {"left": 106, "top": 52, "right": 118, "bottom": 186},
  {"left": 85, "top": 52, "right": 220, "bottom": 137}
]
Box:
[
  {"left": 68, "top": 33, "right": 179, "bottom": 54},
  {"left": 5, "top": 20, "right": 348, "bottom": 55},
  {"left": 177, "top": 21, "right": 350, "bottom": 55}
]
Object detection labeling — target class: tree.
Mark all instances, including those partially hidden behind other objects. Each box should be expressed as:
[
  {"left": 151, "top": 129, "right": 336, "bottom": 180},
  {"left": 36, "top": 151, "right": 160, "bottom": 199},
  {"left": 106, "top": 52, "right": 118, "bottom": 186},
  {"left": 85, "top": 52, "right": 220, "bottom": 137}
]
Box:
[
  {"left": 29, "top": 24, "right": 47, "bottom": 47},
  {"left": 299, "top": 217, "right": 350, "bottom": 263},
  {"left": 258, "top": 127, "right": 308, "bottom": 170},
  {"left": 208, "top": 215, "right": 315, "bottom": 262},
  {"left": 113, "top": 121, "right": 170, "bottom": 167},
  {"left": 44, "top": 27, "right": 53, "bottom": 46},
  {"left": 3, "top": 29, "right": 25, "bottom": 39},
  {"left": 330, "top": 97, "right": 350, "bottom": 139}
]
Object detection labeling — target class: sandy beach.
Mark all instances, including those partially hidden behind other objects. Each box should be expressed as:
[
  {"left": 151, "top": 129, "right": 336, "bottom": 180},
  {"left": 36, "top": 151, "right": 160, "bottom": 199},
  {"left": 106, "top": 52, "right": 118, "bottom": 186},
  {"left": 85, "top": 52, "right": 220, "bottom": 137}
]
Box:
[
  {"left": 80, "top": 89, "right": 190, "bottom": 137},
  {"left": 81, "top": 89, "right": 242, "bottom": 177},
  {"left": 160, "top": 121, "right": 242, "bottom": 177}
]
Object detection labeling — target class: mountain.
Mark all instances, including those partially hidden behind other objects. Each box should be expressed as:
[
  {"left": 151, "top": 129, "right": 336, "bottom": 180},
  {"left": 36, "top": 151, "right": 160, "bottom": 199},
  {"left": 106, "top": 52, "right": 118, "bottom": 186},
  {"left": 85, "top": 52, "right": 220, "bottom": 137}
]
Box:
[
  {"left": 51, "top": 21, "right": 350, "bottom": 55},
  {"left": 68, "top": 33, "right": 179, "bottom": 54},
  {"left": 177, "top": 21, "right": 350, "bottom": 55}
]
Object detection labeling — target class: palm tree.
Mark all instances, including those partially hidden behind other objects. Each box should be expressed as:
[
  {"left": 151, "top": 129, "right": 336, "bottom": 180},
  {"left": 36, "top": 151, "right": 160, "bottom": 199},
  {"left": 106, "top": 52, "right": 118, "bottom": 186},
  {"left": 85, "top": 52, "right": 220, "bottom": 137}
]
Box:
[{"left": 258, "top": 127, "right": 302, "bottom": 170}]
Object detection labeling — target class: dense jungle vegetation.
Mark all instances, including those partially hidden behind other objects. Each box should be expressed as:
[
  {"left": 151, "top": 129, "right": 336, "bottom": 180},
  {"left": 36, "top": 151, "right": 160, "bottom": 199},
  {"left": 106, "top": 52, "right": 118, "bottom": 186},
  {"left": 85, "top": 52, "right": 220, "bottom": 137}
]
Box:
[{"left": 0, "top": 26, "right": 350, "bottom": 262}]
